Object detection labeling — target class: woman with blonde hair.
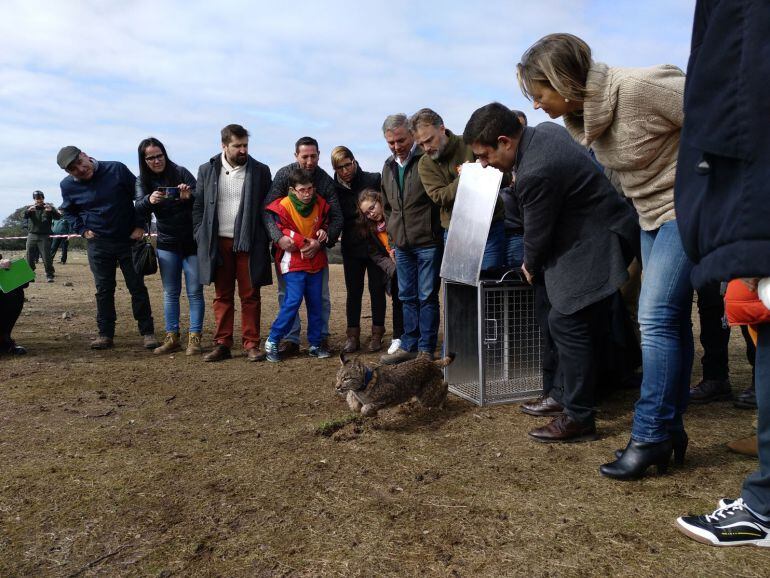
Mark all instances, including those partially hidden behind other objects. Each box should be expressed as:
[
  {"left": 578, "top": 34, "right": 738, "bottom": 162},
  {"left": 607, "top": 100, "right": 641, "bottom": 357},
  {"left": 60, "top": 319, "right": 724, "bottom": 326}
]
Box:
[{"left": 517, "top": 33, "right": 691, "bottom": 479}]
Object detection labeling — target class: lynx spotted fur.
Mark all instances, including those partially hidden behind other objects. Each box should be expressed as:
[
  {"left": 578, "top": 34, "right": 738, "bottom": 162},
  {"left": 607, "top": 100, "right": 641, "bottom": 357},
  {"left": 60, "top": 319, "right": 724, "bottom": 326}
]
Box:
[{"left": 335, "top": 352, "right": 454, "bottom": 416}]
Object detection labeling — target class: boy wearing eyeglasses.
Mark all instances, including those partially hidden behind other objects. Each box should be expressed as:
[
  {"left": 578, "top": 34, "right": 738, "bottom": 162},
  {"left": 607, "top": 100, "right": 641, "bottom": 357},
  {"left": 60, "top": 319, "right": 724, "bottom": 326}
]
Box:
[{"left": 264, "top": 168, "right": 330, "bottom": 361}]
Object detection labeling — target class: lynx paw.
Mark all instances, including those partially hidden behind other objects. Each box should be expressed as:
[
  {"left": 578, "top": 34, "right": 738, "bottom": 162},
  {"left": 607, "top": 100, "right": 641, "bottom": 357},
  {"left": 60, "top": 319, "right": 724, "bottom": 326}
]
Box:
[{"left": 361, "top": 404, "right": 379, "bottom": 417}]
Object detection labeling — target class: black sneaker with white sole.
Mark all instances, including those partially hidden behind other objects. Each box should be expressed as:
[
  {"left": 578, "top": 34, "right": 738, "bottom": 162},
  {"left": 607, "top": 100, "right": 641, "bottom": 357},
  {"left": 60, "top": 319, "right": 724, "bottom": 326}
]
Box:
[{"left": 676, "top": 498, "right": 770, "bottom": 547}]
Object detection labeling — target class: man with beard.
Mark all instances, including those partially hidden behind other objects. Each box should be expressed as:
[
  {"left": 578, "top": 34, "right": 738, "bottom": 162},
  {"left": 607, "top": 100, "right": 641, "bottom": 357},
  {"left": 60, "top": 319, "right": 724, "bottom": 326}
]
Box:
[
  {"left": 410, "top": 108, "right": 507, "bottom": 271},
  {"left": 192, "top": 124, "right": 273, "bottom": 362},
  {"left": 262, "top": 136, "right": 343, "bottom": 355},
  {"left": 58, "top": 146, "right": 157, "bottom": 350}
]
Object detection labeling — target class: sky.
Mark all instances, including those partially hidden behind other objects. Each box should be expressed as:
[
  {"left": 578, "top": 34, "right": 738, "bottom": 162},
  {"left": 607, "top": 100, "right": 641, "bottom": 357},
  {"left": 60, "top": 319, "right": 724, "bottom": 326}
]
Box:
[{"left": 0, "top": 0, "right": 696, "bottom": 223}]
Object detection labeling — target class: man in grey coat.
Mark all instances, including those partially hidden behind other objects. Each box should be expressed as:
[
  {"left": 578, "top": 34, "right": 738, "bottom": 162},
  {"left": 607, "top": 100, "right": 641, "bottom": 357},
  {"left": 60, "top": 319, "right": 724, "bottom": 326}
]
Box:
[
  {"left": 464, "top": 102, "right": 638, "bottom": 442},
  {"left": 192, "top": 124, "right": 273, "bottom": 362}
]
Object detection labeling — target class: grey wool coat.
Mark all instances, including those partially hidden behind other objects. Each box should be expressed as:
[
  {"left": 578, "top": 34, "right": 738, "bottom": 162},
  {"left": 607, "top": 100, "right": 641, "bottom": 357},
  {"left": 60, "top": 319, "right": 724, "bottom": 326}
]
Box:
[
  {"left": 192, "top": 154, "right": 273, "bottom": 288},
  {"left": 516, "top": 123, "right": 639, "bottom": 315}
]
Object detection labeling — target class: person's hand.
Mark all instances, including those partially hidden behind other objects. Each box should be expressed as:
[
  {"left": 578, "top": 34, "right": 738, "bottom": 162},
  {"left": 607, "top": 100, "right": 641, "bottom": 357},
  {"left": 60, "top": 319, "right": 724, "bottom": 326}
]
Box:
[
  {"left": 389, "top": 249, "right": 396, "bottom": 263},
  {"left": 740, "top": 277, "right": 760, "bottom": 292},
  {"left": 301, "top": 237, "right": 321, "bottom": 259},
  {"left": 83, "top": 230, "right": 96, "bottom": 239},
  {"left": 0, "top": 259, "right": 11, "bottom": 270},
  {"left": 178, "top": 184, "right": 192, "bottom": 201},
  {"left": 150, "top": 190, "right": 165, "bottom": 205},
  {"left": 129, "top": 227, "right": 145, "bottom": 241},
  {"left": 521, "top": 263, "right": 533, "bottom": 284},
  {"left": 44, "top": 204, "right": 53, "bottom": 212},
  {"left": 28, "top": 204, "right": 37, "bottom": 212},
  {"left": 277, "top": 235, "right": 295, "bottom": 251},
  {"left": 316, "top": 229, "right": 328, "bottom": 244}
]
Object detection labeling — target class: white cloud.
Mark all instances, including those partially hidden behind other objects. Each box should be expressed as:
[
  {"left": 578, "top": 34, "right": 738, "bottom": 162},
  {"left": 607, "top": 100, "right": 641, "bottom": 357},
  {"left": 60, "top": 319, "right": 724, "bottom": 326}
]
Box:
[{"left": 0, "top": 0, "right": 695, "bottom": 220}]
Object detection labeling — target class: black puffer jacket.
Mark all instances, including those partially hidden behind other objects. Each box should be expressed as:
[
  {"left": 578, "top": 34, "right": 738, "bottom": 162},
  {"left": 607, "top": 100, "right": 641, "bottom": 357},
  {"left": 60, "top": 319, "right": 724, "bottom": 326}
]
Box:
[
  {"left": 135, "top": 163, "right": 197, "bottom": 255},
  {"left": 335, "top": 165, "right": 381, "bottom": 259}
]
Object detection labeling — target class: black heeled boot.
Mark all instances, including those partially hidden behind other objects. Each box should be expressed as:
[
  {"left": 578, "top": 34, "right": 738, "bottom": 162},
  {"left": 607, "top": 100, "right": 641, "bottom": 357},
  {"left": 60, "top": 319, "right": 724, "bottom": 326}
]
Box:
[
  {"left": 614, "top": 430, "right": 688, "bottom": 465},
  {"left": 600, "top": 438, "right": 673, "bottom": 480}
]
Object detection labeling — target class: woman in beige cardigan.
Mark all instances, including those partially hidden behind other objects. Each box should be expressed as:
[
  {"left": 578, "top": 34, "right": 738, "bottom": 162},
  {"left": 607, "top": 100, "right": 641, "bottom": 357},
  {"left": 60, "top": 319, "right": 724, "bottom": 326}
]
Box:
[{"left": 517, "top": 33, "right": 692, "bottom": 480}]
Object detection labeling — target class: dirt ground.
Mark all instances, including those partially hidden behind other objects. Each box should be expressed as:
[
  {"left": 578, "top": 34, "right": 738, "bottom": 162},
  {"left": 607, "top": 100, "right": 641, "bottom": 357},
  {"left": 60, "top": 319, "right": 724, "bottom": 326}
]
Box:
[{"left": 1, "top": 252, "right": 768, "bottom": 577}]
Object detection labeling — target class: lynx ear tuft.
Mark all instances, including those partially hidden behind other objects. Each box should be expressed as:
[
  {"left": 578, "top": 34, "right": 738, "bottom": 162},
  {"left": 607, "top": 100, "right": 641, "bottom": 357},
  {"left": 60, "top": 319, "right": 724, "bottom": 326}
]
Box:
[{"left": 339, "top": 351, "right": 348, "bottom": 365}]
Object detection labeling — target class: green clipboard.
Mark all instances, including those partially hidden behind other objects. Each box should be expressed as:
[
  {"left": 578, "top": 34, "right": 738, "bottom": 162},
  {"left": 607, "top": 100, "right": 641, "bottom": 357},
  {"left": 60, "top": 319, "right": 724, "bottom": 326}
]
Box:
[{"left": 0, "top": 258, "right": 35, "bottom": 293}]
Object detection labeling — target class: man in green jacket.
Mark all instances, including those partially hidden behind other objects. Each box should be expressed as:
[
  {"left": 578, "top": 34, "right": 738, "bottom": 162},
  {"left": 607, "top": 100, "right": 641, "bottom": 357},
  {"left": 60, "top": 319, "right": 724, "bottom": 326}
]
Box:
[
  {"left": 24, "top": 190, "right": 60, "bottom": 282},
  {"left": 410, "top": 108, "right": 506, "bottom": 271}
]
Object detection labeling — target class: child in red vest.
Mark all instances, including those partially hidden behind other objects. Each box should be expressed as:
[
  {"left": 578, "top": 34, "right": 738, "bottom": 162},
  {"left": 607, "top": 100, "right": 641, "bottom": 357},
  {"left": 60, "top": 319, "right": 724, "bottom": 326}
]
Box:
[{"left": 264, "top": 168, "right": 330, "bottom": 361}]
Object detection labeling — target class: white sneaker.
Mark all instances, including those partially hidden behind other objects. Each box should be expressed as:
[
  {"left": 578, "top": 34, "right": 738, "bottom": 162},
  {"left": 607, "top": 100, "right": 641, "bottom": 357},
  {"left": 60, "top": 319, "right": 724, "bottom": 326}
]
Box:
[{"left": 387, "top": 339, "right": 402, "bottom": 355}]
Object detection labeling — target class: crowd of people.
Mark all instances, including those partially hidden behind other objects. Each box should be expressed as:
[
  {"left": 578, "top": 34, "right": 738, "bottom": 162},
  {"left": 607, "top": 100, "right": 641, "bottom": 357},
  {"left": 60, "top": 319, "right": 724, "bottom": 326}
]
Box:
[{"left": 2, "top": 0, "right": 768, "bottom": 549}]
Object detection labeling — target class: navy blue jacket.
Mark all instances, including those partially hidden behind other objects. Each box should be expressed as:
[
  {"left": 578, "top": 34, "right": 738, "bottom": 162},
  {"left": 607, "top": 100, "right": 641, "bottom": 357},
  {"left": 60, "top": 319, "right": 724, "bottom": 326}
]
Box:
[
  {"left": 60, "top": 160, "right": 144, "bottom": 240},
  {"left": 675, "top": 0, "right": 770, "bottom": 287}
]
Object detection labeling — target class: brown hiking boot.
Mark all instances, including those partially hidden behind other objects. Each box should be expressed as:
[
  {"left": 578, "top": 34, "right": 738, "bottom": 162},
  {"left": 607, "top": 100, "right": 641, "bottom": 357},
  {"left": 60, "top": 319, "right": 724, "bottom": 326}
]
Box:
[
  {"left": 154, "top": 332, "right": 181, "bottom": 355},
  {"left": 343, "top": 327, "right": 361, "bottom": 354},
  {"left": 369, "top": 325, "right": 385, "bottom": 352},
  {"left": 203, "top": 344, "right": 232, "bottom": 362},
  {"left": 380, "top": 348, "right": 417, "bottom": 365},
  {"left": 186, "top": 332, "right": 202, "bottom": 356},
  {"left": 143, "top": 333, "right": 159, "bottom": 350},
  {"left": 90, "top": 335, "right": 114, "bottom": 350}
]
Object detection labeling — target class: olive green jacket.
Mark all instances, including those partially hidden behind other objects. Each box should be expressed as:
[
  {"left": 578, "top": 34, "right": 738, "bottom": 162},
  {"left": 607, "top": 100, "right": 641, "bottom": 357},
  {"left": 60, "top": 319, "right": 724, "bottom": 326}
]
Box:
[{"left": 418, "top": 130, "right": 504, "bottom": 229}]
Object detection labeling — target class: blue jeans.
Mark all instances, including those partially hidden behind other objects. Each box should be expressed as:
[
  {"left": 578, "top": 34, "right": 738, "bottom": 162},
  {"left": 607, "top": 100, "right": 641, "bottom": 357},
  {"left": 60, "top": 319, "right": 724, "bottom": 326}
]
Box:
[
  {"left": 506, "top": 233, "right": 524, "bottom": 269},
  {"left": 396, "top": 244, "right": 442, "bottom": 353},
  {"left": 269, "top": 270, "right": 323, "bottom": 347},
  {"left": 277, "top": 258, "right": 330, "bottom": 344},
  {"left": 443, "top": 220, "right": 506, "bottom": 271},
  {"left": 631, "top": 221, "right": 694, "bottom": 443},
  {"left": 742, "top": 323, "right": 770, "bottom": 517},
  {"left": 157, "top": 248, "right": 205, "bottom": 333}
]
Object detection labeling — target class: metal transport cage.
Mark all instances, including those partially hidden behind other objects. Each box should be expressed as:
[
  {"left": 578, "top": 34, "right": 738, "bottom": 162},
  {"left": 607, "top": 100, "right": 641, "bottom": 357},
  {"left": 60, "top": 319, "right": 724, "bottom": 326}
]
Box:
[
  {"left": 443, "top": 275, "right": 542, "bottom": 406},
  {"left": 440, "top": 163, "right": 542, "bottom": 406}
]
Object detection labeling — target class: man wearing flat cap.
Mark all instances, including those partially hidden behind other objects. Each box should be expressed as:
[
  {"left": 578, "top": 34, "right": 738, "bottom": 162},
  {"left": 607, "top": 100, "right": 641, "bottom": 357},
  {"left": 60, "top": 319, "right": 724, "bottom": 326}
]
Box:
[
  {"left": 24, "top": 190, "right": 60, "bottom": 282},
  {"left": 58, "top": 146, "right": 157, "bottom": 350}
]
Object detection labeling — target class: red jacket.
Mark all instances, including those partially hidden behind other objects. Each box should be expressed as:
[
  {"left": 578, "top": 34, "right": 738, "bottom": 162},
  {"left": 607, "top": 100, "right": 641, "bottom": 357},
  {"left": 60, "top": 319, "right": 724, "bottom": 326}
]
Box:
[{"left": 266, "top": 195, "right": 329, "bottom": 274}]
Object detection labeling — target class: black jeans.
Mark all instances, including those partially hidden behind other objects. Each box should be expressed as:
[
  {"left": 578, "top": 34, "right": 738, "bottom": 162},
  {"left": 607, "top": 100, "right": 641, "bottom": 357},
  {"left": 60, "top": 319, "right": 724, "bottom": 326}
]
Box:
[
  {"left": 547, "top": 295, "right": 613, "bottom": 425},
  {"left": 389, "top": 274, "right": 404, "bottom": 339},
  {"left": 534, "top": 282, "right": 559, "bottom": 398},
  {"left": 342, "top": 253, "right": 386, "bottom": 328},
  {"left": 696, "top": 282, "right": 730, "bottom": 380},
  {"left": 87, "top": 239, "right": 154, "bottom": 338},
  {"left": 0, "top": 287, "right": 24, "bottom": 346},
  {"left": 51, "top": 237, "right": 68, "bottom": 263}
]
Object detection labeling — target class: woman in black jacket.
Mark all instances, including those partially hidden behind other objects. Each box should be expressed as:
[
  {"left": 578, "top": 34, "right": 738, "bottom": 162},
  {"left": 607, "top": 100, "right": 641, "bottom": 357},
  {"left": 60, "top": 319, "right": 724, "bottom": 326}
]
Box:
[
  {"left": 135, "top": 137, "right": 203, "bottom": 356},
  {"left": 331, "top": 146, "right": 387, "bottom": 353}
]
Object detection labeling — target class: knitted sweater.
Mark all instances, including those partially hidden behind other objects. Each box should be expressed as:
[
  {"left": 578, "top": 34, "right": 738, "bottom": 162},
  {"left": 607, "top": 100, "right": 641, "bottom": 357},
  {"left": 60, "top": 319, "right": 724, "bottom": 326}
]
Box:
[{"left": 563, "top": 62, "right": 685, "bottom": 231}]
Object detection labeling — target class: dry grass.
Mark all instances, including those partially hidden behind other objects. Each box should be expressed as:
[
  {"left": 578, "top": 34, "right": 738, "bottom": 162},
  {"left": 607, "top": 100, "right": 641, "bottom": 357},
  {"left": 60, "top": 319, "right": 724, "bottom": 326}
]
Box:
[{"left": 0, "top": 255, "right": 768, "bottom": 577}]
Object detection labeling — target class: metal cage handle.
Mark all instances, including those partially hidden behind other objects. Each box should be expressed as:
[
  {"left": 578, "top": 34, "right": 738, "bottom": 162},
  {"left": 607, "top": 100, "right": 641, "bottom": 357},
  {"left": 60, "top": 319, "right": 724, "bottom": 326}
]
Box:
[{"left": 484, "top": 318, "right": 498, "bottom": 344}]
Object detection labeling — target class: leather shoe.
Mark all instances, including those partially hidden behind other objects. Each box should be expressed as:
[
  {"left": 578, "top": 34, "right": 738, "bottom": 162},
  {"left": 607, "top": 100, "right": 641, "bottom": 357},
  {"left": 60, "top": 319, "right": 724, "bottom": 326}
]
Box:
[
  {"left": 278, "top": 341, "right": 301, "bottom": 356},
  {"left": 734, "top": 383, "right": 757, "bottom": 409},
  {"left": 521, "top": 395, "right": 564, "bottom": 417},
  {"left": 203, "top": 344, "right": 232, "bottom": 362},
  {"left": 726, "top": 435, "right": 758, "bottom": 457},
  {"left": 245, "top": 347, "right": 266, "bottom": 362},
  {"left": 528, "top": 414, "right": 597, "bottom": 443},
  {"left": 90, "top": 336, "right": 114, "bottom": 350},
  {"left": 689, "top": 378, "right": 732, "bottom": 403},
  {"left": 600, "top": 438, "right": 673, "bottom": 480},
  {"left": 615, "top": 429, "right": 688, "bottom": 465}
]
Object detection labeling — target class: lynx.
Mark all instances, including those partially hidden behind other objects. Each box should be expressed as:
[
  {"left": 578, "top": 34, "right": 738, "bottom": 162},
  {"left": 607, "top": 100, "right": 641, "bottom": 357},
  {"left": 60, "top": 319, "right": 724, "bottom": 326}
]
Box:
[{"left": 335, "top": 352, "right": 455, "bottom": 417}]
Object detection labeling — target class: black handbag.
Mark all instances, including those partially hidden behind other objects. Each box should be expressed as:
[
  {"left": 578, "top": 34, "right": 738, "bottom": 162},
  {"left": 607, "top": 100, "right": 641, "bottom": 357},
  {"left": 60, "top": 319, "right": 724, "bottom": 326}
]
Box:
[{"left": 132, "top": 239, "right": 158, "bottom": 275}]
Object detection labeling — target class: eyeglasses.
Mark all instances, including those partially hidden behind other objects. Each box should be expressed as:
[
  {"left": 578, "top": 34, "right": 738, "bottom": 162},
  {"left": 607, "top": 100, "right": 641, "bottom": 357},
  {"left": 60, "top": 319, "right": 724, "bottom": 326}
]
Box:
[
  {"left": 335, "top": 160, "right": 355, "bottom": 171},
  {"left": 145, "top": 153, "right": 165, "bottom": 162},
  {"left": 293, "top": 186, "right": 314, "bottom": 195}
]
